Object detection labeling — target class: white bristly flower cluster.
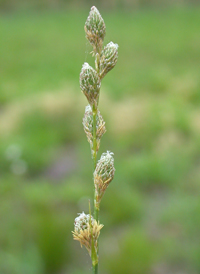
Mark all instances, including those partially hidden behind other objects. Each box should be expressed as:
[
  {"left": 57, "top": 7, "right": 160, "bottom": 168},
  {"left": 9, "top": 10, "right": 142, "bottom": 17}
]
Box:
[{"left": 74, "top": 212, "right": 94, "bottom": 233}]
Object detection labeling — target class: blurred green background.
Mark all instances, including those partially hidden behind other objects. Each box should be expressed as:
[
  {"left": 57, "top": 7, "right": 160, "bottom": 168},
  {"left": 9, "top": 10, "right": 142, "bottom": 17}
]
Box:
[{"left": 0, "top": 0, "right": 200, "bottom": 273}]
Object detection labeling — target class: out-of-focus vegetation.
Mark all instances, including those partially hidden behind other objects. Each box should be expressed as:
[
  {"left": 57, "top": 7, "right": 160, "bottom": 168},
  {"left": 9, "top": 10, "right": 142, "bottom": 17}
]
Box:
[
  {"left": 0, "top": 0, "right": 200, "bottom": 11},
  {"left": 0, "top": 4, "right": 200, "bottom": 274}
]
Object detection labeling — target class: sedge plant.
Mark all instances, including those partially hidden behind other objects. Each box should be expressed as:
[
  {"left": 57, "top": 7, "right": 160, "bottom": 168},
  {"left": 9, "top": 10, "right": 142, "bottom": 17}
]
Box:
[{"left": 72, "top": 6, "right": 118, "bottom": 274}]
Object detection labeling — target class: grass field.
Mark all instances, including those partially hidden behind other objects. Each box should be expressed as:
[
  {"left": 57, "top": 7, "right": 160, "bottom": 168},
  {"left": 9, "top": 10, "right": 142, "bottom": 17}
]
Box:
[{"left": 0, "top": 7, "right": 200, "bottom": 274}]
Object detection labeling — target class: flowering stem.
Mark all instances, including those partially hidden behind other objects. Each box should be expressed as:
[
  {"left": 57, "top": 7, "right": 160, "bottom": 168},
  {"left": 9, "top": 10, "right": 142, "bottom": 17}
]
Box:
[
  {"left": 74, "top": 7, "right": 118, "bottom": 273},
  {"left": 72, "top": 6, "right": 118, "bottom": 274}
]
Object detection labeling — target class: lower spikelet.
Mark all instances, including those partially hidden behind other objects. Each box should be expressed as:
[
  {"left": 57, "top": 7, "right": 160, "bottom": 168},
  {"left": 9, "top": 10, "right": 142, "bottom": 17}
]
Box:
[{"left": 72, "top": 212, "right": 103, "bottom": 256}]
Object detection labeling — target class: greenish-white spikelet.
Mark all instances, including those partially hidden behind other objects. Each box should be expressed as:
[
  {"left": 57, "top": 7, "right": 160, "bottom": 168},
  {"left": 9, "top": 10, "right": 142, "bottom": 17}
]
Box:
[
  {"left": 84, "top": 6, "right": 106, "bottom": 53},
  {"left": 100, "top": 42, "right": 119, "bottom": 79},
  {"left": 94, "top": 151, "right": 115, "bottom": 208},
  {"left": 80, "top": 63, "right": 101, "bottom": 108},
  {"left": 95, "top": 151, "right": 115, "bottom": 183},
  {"left": 83, "top": 105, "right": 106, "bottom": 153}
]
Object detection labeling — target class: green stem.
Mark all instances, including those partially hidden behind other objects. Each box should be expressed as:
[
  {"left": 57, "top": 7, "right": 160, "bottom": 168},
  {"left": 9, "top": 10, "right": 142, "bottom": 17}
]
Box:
[
  {"left": 92, "top": 106, "right": 97, "bottom": 171},
  {"left": 92, "top": 52, "right": 101, "bottom": 274},
  {"left": 92, "top": 104, "right": 99, "bottom": 273},
  {"left": 94, "top": 205, "right": 99, "bottom": 221},
  {"left": 92, "top": 104, "right": 99, "bottom": 227},
  {"left": 93, "top": 263, "right": 98, "bottom": 274}
]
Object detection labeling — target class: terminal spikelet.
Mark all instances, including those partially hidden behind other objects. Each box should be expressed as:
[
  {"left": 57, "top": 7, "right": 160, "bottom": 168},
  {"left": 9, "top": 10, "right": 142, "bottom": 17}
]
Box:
[{"left": 84, "top": 6, "right": 106, "bottom": 53}]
